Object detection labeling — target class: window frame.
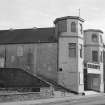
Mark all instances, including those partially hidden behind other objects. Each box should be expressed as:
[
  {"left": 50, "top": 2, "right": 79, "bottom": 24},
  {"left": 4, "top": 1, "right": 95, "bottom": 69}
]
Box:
[
  {"left": 92, "top": 50, "right": 98, "bottom": 62},
  {"left": 58, "top": 20, "right": 67, "bottom": 32},
  {"left": 80, "top": 44, "right": 83, "bottom": 58},
  {"left": 68, "top": 43, "right": 76, "bottom": 57},
  {"left": 80, "top": 23, "right": 83, "bottom": 34},
  {"left": 92, "top": 34, "right": 98, "bottom": 42},
  {"left": 100, "top": 35, "right": 103, "bottom": 43},
  {"left": 71, "top": 22, "right": 76, "bottom": 32},
  {"left": 100, "top": 51, "right": 103, "bottom": 62}
]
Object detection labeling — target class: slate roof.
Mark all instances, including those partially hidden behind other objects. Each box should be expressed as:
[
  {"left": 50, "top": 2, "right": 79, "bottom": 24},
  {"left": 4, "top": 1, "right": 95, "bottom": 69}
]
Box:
[{"left": 0, "top": 27, "right": 56, "bottom": 44}]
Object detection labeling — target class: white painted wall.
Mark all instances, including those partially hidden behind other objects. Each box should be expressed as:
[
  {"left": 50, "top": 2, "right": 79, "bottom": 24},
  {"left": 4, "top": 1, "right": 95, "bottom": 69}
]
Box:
[
  {"left": 58, "top": 37, "right": 78, "bottom": 92},
  {"left": 56, "top": 17, "right": 84, "bottom": 93},
  {"left": 77, "top": 38, "right": 84, "bottom": 92},
  {"left": 84, "top": 30, "right": 104, "bottom": 92}
]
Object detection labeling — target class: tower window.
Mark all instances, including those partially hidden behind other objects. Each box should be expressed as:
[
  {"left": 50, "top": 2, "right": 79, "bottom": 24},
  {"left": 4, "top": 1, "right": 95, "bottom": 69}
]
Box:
[
  {"left": 80, "top": 23, "right": 83, "bottom": 34},
  {"left": 92, "top": 51, "right": 98, "bottom": 62},
  {"left": 80, "top": 44, "right": 83, "bottom": 58},
  {"left": 71, "top": 22, "right": 76, "bottom": 32},
  {"left": 92, "top": 34, "right": 98, "bottom": 42},
  {"left": 58, "top": 20, "right": 67, "bottom": 32},
  {"left": 68, "top": 43, "right": 76, "bottom": 57},
  {"left": 100, "top": 35, "right": 103, "bottom": 43},
  {"left": 100, "top": 51, "right": 103, "bottom": 62}
]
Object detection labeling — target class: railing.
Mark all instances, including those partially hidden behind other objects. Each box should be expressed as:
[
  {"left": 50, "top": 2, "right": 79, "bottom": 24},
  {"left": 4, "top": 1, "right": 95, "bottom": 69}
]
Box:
[{"left": 84, "top": 62, "right": 100, "bottom": 70}]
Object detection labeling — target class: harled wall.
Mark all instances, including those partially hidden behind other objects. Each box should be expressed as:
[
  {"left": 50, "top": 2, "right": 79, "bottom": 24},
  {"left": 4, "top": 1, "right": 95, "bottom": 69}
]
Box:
[{"left": 0, "top": 43, "right": 58, "bottom": 82}]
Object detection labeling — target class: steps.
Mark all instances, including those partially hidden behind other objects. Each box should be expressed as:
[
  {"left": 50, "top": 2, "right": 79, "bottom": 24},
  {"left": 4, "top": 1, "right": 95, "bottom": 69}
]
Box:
[{"left": 0, "top": 68, "right": 77, "bottom": 96}]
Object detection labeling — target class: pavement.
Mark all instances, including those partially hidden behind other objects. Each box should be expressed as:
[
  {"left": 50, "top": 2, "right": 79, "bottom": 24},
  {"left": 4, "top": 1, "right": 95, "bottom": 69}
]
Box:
[
  {"left": 84, "top": 91, "right": 100, "bottom": 95},
  {"left": 0, "top": 93, "right": 105, "bottom": 105}
]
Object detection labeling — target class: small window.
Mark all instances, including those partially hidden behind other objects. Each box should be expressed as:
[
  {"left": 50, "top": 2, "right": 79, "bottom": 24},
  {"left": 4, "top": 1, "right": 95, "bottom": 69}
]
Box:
[
  {"left": 92, "top": 34, "right": 98, "bottom": 42},
  {"left": 100, "top": 52, "right": 103, "bottom": 62},
  {"left": 92, "top": 51, "right": 98, "bottom": 62},
  {"left": 80, "top": 23, "right": 83, "bottom": 34},
  {"left": 68, "top": 43, "right": 76, "bottom": 57},
  {"left": 71, "top": 22, "right": 76, "bottom": 32},
  {"left": 80, "top": 44, "right": 83, "bottom": 58}
]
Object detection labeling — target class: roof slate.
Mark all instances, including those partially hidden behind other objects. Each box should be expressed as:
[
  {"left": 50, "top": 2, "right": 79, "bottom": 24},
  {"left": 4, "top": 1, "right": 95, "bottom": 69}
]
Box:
[{"left": 0, "top": 27, "right": 56, "bottom": 44}]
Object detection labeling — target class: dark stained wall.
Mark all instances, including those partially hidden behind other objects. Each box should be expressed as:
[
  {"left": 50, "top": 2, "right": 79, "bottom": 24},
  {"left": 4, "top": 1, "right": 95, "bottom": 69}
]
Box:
[
  {"left": 36, "top": 44, "right": 58, "bottom": 81},
  {"left": 0, "top": 68, "right": 50, "bottom": 88},
  {"left": 0, "top": 43, "right": 57, "bottom": 82}
]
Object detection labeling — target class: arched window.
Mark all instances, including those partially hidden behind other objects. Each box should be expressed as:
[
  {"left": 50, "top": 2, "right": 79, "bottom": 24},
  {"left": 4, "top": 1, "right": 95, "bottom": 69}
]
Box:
[{"left": 71, "top": 22, "right": 76, "bottom": 32}]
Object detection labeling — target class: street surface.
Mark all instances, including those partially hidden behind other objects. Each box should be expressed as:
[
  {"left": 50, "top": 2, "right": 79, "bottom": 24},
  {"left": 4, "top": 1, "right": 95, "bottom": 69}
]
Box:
[{"left": 0, "top": 94, "right": 105, "bottom": 105}]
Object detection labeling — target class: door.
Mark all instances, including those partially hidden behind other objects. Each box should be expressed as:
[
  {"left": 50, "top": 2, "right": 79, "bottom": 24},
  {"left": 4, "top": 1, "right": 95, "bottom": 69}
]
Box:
[{"left": 92, "top": 77, "right": 100, "bottom": 91}]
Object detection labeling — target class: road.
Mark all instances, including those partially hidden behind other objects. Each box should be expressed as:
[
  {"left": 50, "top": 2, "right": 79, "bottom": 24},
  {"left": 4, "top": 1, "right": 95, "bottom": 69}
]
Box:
[
  {"left": 46, "top": 95, "right": 105, "bottom": 105},
  {"left": 0, "top": 94, "right": 105, "bottom": 105}
]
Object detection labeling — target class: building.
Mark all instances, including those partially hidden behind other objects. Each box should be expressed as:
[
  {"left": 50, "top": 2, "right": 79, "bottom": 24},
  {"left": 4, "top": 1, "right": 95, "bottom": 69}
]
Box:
[
  {"left": 0, "top": 16, "right": 104, "bottom": 94},
  {"left": 54, "top": 16, "right": 84, "bottom": 93},
  {"left": 103, "top": 45, "right": 105, "bottom": 92},
  {"left": 84, "top": 29, "right": 104, "bottom": 92},
  {"left": 0, "top": 28, "right": 58, "bottom": 82}
]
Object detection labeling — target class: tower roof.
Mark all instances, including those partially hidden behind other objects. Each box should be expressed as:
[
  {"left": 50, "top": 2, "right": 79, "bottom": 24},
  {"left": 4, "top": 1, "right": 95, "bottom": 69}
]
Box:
[
  {"left": 54, "top": 16, "right": 84, "bottom": 24},
  {"left": 84, "top": 29, "right": 103, "bottom": 33}
]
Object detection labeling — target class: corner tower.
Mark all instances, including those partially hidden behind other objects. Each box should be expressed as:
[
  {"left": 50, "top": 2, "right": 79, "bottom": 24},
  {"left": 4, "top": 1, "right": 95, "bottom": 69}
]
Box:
[
  {"left": 84, "top": 29, "right": 104, "bottom": 92},
  {"left": 54, "top": 16, "right": 84, "bottom": 93}
]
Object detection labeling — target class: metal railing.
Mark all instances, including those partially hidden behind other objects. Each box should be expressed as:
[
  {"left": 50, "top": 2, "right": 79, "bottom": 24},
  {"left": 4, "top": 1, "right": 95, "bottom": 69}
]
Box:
[{"left": 84, "top": 62, "right": 100, "bottom": 70}]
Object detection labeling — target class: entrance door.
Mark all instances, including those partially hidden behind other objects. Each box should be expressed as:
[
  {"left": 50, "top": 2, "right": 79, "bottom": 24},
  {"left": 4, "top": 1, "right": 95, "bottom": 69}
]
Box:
[{"left": 92, "top": 77, "right": 100, "bottom": 91}]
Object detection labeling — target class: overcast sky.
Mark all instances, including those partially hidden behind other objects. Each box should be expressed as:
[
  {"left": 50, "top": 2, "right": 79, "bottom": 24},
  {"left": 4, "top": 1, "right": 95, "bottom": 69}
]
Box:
[{"left": 0, "top": 0, "right": 105, "bottom": 42}]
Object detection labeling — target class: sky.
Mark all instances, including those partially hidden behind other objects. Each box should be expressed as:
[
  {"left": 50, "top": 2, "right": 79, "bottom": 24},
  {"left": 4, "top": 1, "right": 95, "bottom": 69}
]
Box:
[{"left": 0, "top": 0, "right": 105, "bottom": 42}]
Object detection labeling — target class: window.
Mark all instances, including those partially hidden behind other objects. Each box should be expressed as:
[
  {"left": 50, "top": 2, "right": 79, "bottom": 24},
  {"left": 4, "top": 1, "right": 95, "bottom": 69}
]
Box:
[
  {"left": 71, "top": 22, "right": 76, "bottom": 32},
  {"left": 92, "top": 51, "right": 98, "bottom": 62},
  {"left": 100, "top": 35, "right": 103, "bottom": 43},
  {"left": 80, "top": 44, "right": 83, "bottom": 58},
  {"left": 17, "top": 46, "right": 23, "bottom": 56},
  {"left": 100, "top": 51, "right": 103, "bottom": 62},
  {"left": 68, "top": 43, "right": 76, "bottom": 57},
  {"left": 92, "top": 34, "right": 98, "bottom": 42},
  {"left": 58, "top": 20, "right": 67, "bottom": 32},
  {"left": 80, "top": 23, "right": 83, "bottom": 34}
]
